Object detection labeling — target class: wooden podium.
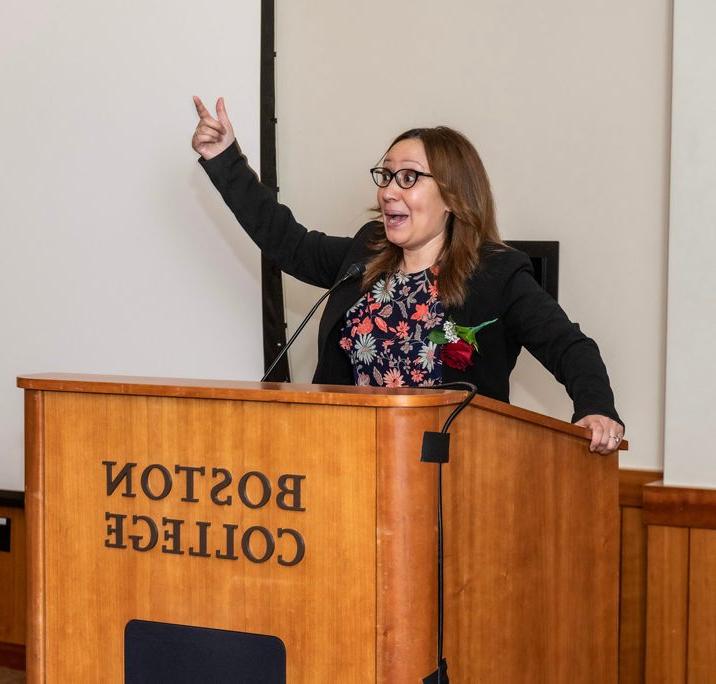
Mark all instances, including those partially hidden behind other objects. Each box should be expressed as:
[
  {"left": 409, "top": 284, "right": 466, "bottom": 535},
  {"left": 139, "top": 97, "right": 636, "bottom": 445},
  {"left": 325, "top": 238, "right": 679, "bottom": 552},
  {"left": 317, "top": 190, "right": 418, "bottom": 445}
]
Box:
[{"left": 18, "top": 374, "right": 621, "bottom": 682}]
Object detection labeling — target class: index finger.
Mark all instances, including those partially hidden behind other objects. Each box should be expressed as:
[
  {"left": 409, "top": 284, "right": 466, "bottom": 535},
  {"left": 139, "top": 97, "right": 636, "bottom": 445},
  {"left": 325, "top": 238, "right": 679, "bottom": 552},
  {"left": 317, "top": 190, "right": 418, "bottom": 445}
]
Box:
[{"left": 193, "top": 95, "right": 212, "bottom": 119}]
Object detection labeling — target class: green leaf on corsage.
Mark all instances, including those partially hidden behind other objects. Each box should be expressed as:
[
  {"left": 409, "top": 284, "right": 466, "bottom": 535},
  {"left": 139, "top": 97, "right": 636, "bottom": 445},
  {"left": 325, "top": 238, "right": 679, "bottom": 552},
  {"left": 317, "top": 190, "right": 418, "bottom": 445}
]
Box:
[
  {"left": 433, "top": 317, "right": 498, "bottom": 353},
  {"left": 428, "top": 329, "right": 449, "bottom": 344},
  {"left": 460, "top": 318, "right": 498, "bottom": 352}
]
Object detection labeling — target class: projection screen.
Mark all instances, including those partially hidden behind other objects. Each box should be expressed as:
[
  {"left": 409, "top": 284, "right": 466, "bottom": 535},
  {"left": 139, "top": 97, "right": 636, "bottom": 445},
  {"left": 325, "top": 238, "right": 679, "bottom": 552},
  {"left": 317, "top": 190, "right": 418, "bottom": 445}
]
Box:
[{"left": 0, "top": 0, "right": 263, "bottom": 489}]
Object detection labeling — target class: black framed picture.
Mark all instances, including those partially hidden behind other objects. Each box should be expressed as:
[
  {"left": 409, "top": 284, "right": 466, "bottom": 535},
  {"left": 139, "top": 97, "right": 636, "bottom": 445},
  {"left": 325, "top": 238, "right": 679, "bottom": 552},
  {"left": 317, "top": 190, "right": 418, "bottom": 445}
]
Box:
[{"left": 505, "top": 240, "right": 560, "bottom": 301}]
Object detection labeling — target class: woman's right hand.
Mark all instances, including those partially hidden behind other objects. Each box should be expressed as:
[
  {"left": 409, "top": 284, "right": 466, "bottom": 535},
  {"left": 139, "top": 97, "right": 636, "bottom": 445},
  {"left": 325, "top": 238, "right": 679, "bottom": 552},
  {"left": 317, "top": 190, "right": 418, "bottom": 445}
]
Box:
[{"left": 192, "top": 96, "right": 236, "bottom": 160}]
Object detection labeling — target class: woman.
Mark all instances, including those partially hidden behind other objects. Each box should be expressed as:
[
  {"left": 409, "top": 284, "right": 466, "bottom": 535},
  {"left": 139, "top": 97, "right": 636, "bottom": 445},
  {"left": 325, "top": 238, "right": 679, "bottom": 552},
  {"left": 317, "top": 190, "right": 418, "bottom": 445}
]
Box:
[{"left": 192, "top": 96, "right": 624, "bottom": 454}]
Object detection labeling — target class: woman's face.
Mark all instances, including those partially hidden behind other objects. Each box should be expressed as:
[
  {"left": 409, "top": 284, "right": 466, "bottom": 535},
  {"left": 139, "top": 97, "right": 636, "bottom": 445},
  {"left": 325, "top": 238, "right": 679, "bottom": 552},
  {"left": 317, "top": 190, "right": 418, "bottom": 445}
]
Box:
[{"left": 377, "top": 138, "right": 450, "bottom": 256}]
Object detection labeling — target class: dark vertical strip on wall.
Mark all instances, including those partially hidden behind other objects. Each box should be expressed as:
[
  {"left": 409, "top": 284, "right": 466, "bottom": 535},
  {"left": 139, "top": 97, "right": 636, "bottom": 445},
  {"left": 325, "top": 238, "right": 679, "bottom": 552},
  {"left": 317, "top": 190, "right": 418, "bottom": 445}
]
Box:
[{"left": 260, "top": 0, "right": 290, "bottom": 381}]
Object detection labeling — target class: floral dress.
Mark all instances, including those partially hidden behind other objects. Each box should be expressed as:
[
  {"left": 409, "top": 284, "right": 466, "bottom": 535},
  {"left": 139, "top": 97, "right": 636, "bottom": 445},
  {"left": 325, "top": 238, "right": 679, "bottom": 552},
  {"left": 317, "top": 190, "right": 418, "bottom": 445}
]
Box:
[{"left": 340, "top": 268, "right": 445, "bottom": 387}]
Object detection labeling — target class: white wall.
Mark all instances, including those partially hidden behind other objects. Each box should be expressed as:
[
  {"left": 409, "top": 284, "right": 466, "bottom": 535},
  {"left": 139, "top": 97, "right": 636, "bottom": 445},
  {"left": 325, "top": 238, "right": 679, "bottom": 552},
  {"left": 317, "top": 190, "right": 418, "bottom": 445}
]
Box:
[
  {"left": 663, "top": 0, "right": 716, "bottom": 488},
  {"left": 275, "top": 0, "right": 672, "bottom": 470},
  {"left": 0, "top": 0, "right": 263, "bottom": 490}
]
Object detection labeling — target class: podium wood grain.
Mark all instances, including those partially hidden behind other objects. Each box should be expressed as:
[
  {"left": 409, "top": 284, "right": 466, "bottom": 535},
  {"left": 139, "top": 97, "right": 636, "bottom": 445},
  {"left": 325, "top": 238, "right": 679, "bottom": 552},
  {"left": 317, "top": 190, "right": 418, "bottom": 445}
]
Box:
[
  {"left": 441, "top": 404, "right": 619, "bottom": 681},
  {"left": 24, "top": 391, "right": 44, "bottom": 681},
  {"left": 39, "top": 393, "right": 382, "bottom": 682},
  {"left": 19, "top": 375, "right": 622, "bottom": 682}
]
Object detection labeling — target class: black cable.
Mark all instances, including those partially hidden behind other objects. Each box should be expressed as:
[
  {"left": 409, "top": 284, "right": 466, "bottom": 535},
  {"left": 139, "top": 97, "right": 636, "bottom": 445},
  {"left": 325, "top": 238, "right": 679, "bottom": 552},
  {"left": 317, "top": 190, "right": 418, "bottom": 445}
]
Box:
[
  {"left": 431, "top": 381, "right": 478, "bottom": 684},
  {"left": 440, "top": 382, "right": 479, "bottom": 434},
  {"left": 437, "top": 460, "right": 444, "bottom": 680}
]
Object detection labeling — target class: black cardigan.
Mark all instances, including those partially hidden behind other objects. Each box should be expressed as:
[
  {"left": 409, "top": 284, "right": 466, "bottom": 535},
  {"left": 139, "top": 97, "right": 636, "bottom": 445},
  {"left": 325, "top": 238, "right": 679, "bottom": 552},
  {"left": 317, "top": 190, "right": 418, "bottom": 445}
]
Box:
[{"left": 200, "top": 143, "right": 622, "bottom": 426}]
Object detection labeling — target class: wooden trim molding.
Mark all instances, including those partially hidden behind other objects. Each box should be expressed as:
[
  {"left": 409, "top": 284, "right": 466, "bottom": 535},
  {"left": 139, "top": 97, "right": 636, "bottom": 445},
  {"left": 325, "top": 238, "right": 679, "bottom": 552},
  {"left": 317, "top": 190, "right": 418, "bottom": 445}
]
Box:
[
  {"left": 644, "top": 481, "right": 716, "bottom": 529},
  {"left": 619, "top": 470, "right": 662, "bottom": 507}
]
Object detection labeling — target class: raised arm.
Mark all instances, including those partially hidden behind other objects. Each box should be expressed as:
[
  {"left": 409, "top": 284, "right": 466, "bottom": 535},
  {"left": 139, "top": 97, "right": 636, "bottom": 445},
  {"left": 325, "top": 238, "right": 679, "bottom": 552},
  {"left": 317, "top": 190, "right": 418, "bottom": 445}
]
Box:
[{"left": 192, "top": 96, "right": 353, "bottom": 288}]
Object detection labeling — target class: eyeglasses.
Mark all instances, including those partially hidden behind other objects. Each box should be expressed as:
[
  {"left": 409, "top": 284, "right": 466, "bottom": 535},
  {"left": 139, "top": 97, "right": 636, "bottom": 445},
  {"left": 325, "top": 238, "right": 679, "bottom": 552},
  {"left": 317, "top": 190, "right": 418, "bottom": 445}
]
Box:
[{"left": 370, "top": 167, "right": 434, "bottom": 189}]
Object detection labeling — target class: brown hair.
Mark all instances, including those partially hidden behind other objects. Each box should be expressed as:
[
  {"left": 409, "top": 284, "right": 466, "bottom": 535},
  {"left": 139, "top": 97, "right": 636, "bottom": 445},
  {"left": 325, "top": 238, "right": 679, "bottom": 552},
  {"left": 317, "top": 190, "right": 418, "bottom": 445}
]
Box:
[{"left": 362, "top": 126, "right": 502, "bottom": 308}]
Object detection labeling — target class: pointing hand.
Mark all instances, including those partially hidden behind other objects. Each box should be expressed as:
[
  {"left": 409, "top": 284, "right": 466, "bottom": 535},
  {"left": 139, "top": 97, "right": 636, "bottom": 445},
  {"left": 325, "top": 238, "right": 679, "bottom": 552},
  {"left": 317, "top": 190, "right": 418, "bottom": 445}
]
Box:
[{"left": 191, "top": 96, "right": 236, "bottom": 160}]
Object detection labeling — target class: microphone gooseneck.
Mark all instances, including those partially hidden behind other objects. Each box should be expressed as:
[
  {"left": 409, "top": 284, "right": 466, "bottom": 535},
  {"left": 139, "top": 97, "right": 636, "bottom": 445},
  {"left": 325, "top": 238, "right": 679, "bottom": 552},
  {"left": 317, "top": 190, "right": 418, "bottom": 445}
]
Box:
[{"left": 260, "top": 262, "right": 365, "bottom": 382}]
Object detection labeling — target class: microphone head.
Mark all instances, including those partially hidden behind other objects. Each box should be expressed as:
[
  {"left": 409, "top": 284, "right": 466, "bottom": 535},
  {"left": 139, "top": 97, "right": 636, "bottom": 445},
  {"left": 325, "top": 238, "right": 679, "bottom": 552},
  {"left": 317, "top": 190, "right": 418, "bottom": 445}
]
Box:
[{"left": 343, "top": 262, "right": 366, "bottom": 280}]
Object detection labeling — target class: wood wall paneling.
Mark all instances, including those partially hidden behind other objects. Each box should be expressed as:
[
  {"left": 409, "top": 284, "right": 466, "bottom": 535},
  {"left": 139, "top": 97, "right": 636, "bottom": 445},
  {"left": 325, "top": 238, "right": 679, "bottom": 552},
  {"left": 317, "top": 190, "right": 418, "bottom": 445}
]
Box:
[
  {"left": 616, "top": 468, "right": 660, "bottom": 683},
  {"left": 645, "top": 525, "right": 689, "bottom": 683},
  {"left": 687, "top": 528, "right": 716, "bottom": 682},
  {"left": 616, "top": 470, "right": 662, "bottom": 684},
  {"left": 0, "top": 506, "right": 25, "bottom": 646},
  {"left": 637, "top": 481, "right": 716, "bottom": 684},
  {"left": 642, "top": 480, "right": 716, "bottom": 681},
  {"left": 619, "top": 506, "right": 647, "bottom": 684}
]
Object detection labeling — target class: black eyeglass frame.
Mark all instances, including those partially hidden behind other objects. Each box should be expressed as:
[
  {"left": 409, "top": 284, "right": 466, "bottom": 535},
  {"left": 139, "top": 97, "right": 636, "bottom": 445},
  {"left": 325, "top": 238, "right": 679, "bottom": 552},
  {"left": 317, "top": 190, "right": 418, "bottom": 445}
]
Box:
[{"left": 369, "top": 166, "right": 434, "bottom": 189}]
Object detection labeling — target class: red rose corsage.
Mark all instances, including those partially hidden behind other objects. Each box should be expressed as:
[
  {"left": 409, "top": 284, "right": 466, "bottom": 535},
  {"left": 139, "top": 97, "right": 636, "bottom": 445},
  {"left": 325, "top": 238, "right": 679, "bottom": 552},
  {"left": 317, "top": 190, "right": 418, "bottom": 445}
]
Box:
[{"left": 428, "top": 318, "right": 498, "bottom": 370}]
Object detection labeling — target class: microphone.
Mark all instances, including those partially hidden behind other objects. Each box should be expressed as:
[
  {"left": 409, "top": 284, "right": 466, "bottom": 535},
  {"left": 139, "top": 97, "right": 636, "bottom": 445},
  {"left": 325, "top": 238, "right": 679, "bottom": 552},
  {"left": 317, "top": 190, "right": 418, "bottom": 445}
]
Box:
[{"left": 261, "top": 262, "right": 366, "bottom": 382}]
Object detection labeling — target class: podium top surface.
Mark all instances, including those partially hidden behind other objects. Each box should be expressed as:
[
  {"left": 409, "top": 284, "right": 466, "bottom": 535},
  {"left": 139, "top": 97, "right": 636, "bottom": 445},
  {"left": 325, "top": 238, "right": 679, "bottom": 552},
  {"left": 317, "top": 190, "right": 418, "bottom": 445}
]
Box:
[
  {"left": 17, "top": 373, "right": 625, "bottom": 446},
  {"left": 17, "top": 373, "right": 467, "bottom": 407}
]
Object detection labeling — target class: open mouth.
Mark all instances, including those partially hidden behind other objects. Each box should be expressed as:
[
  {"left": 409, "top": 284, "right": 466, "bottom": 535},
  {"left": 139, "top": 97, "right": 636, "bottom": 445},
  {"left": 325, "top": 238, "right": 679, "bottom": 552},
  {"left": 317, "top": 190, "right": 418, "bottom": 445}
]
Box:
[{"left": 385, "top": 211, "right": 408, "bottom": 228}]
